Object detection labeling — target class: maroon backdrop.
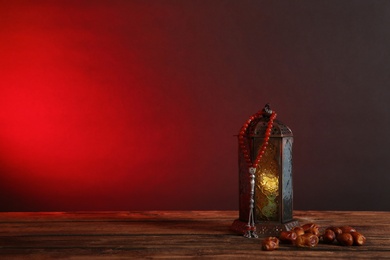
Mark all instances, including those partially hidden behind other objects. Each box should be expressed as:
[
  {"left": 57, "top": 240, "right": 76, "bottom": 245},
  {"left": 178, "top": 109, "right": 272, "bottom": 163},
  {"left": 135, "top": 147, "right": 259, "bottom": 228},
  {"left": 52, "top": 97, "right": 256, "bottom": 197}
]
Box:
[{"left": 1, "top": 0, "right": 389, "bottom": 211}]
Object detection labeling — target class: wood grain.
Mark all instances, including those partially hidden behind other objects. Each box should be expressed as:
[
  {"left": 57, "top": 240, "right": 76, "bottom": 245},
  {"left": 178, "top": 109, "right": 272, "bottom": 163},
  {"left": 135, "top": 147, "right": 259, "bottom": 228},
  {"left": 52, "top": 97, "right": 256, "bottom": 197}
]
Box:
[{"left": 0, "top": 211, "right": 389, "bottom": 259}]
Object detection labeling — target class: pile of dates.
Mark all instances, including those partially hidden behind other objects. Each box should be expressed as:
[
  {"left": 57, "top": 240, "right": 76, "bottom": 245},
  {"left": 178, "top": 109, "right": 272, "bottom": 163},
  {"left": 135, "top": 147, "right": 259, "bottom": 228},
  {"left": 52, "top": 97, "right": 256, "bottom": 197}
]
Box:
[{"left": 261, "top": 223, "right": 366, "bottom": 251}]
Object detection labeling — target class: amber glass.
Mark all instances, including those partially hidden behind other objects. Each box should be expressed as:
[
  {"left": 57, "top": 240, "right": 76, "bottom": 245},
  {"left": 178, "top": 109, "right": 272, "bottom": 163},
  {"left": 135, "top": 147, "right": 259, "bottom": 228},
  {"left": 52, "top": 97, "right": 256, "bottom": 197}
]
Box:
[{"left": 254, "top": 138, "right": 280, "bottom": 221}]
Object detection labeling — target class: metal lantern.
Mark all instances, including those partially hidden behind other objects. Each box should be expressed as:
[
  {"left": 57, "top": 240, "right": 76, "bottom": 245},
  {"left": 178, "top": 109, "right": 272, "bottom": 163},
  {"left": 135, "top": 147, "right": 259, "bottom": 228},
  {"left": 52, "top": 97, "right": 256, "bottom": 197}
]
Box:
[{"left": 231, "top": 104, "right": 299, "bottom": 236}]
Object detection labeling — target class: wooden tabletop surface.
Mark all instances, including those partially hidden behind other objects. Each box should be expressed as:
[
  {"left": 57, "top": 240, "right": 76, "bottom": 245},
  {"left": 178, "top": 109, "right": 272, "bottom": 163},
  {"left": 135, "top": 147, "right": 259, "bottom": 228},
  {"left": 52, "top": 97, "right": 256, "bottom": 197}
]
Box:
[{"left": 0, "top": 210, "right": 389, "bottom": 259}]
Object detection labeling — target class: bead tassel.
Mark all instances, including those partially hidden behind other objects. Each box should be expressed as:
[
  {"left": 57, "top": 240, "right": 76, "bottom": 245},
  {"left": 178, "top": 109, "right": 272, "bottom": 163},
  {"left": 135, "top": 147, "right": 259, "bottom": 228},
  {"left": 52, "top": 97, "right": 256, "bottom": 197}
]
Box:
[{"left": 239, "top": 108, "right": 276, "bottom": 239}]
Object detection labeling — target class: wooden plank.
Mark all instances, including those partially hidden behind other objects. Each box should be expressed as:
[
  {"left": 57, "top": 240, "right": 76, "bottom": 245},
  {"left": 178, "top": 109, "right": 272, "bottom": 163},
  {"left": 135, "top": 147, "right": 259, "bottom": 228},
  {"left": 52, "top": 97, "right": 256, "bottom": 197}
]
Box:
[{"left": 0, "top": 211, "right": 389, "bottom": 259}]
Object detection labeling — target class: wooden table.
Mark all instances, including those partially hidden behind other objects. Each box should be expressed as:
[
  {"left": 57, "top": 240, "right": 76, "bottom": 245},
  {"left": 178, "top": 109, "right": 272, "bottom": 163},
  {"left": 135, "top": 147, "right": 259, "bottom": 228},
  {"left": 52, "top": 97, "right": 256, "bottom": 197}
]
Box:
[{"left": 0, "top": 211, "right": 389, "bottom": 259}]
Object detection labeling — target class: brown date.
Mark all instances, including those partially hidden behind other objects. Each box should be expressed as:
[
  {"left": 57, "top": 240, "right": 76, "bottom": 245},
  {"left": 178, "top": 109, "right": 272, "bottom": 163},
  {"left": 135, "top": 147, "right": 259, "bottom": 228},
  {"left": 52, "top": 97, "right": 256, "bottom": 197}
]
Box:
[
  {"left": 322, "top": 229, "right": 336, "bottom": 244},
  {"left": 327, "top": 226, "right": 342, "bottom": 236},
  {"left": 295, "top": 233, "right": 319, "bottom": 248},
  {"left": 261, "top": 237, "right": 280, "bottom": 251},
  {"left": 301, "top": 223, "right": 320, "bottom": 236},
  {"left": 351, "top": 232, "right": 366, "bottom": 246},
  {"left": 339, "top": 226, "right": 356, "bottom": 233},
  {"left": 279, "top": 231, "right": 297, "bottom": 243},
  {"left": 292, "top": 226, "right": 305, "bottom": 236},
  {"left": 337, "top": 233, "right": 354, "bottom": 246}
]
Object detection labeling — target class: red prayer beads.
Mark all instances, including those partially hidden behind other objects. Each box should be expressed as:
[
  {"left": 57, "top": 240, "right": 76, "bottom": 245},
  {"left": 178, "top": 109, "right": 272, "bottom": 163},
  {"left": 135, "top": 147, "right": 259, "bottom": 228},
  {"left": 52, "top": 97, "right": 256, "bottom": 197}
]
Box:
[{"left": 238, "top": 110, "right": 276, "bottom": 169}]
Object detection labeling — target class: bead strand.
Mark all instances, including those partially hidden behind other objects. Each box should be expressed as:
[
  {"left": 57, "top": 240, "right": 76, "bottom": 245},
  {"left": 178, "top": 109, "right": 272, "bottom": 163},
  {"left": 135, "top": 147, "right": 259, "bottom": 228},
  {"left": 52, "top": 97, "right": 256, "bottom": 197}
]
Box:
[
  {"left": 238, "top": 111, "right": 277, "bottom": 169},
  {"left": 238, "top": 111, "right": 262, "bottom": 166}
]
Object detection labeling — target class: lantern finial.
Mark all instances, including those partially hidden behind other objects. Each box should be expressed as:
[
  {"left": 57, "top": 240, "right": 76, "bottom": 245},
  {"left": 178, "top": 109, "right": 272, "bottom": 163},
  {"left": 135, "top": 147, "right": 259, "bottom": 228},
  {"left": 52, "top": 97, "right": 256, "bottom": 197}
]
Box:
[{"left": 262, "top": 103, "right": 273, "bottom": 116}]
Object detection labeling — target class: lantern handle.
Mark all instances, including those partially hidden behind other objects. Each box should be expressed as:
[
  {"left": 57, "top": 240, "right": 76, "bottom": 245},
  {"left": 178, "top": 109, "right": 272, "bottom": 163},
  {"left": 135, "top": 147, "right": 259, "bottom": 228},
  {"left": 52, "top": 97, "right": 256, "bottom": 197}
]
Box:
[{"left": 262, "top": 103, "right": 273, "bottom": 116}]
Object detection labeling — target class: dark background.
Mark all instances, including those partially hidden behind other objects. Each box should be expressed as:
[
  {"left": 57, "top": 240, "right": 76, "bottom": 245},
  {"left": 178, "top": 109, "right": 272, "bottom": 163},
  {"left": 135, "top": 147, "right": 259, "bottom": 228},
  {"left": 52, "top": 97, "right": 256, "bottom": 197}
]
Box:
[{"left": 1, "top": 0, "right": 389, "bottom": 211}]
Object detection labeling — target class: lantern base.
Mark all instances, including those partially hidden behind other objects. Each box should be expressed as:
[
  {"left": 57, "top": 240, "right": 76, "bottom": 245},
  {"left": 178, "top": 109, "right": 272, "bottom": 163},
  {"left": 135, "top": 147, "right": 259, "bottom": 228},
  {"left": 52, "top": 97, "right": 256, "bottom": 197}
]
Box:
[{"left": 230, "top": 219, "right": 300, "bottom": 237}]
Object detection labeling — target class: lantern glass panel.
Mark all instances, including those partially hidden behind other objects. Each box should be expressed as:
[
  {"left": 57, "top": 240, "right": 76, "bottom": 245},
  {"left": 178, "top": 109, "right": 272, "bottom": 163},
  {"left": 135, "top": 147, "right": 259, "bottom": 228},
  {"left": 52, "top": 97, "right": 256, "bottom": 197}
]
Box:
[
  {"left": 282, "top": 137, "right": 293, "bottom": 223},
  {"left": 254, "top": 138, "right": 280, "bottom": 222}
]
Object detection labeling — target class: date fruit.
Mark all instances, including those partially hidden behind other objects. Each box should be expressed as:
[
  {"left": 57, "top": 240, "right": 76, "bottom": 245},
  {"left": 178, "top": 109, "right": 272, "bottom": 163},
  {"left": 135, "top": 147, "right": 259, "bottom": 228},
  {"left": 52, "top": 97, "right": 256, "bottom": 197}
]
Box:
[
  {"left": 292, "top": 226, "right": 305, "bottom": 236},
  {"left": 279, "top": 231, "right": 297, "bottom": 243},
  {"left": 261, "top": 237, "right": 280, "bottom": 251},
  {"left": 295, "top": 233, "right": 319, "bottom": 248},
  {"left": 337, "top": 233, "right": 354, "bottom": 246},
  {"left": 351, "top": 232, "right": 366, "bottom": 246},
  {"left": 340, "top": 226, "right": 356, "bottom": 234},
  {"left": 301, "top": 223, "right": 320, "bottom": 236},
  {"left": 322, "top": 229, "right": 336, "bottom": 244}
]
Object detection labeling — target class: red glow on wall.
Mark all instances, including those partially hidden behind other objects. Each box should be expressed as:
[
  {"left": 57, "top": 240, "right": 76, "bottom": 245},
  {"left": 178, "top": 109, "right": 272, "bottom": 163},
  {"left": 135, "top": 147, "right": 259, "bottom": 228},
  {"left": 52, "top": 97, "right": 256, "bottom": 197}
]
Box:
[{"left": 0, "top": 1, "right": 241, "bottom": 211}]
